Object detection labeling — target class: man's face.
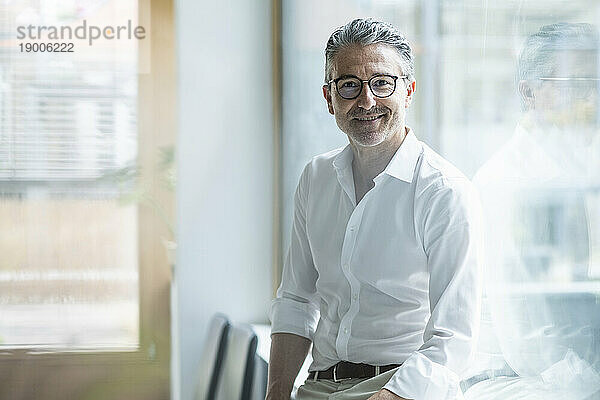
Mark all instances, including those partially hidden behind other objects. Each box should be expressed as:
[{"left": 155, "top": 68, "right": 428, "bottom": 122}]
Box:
[
  {"left": 523, "top": 50, "right": 599, "bottom": 132},
  {"left": 323, "top": 43, "right": 416, "bottom": 147}
]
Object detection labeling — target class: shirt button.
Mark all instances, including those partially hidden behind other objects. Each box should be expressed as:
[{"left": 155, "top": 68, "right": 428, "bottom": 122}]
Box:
[
  {"left": 352, "top": 294, "right": 358, "bottom": 300},
  {"left": 344, "top": 328, "right": 348, "bottom": 334},
  {"left": 349, "top": 226, "right": 355, "bottom": 232},
  {"left": 343, "top": 264, "right": 348, "bottom": 270}
]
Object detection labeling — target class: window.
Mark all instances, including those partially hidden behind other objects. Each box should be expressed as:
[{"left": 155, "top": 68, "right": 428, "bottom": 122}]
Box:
[
  {"left": 0, "top": 0, "right": 139, "bottom": 350},
  {"left": 281, "top": 1, "right": 600, "bottom": 398},
  {"left": 0, "top": 1, "right": 174, "bottom": 398}
]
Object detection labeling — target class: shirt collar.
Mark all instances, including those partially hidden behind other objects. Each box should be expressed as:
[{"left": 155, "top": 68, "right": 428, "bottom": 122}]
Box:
[{"left": 332, "top": 127, "right": 422, "bottom": 183}]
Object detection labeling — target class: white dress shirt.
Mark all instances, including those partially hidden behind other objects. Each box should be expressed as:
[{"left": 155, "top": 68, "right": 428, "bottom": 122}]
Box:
[
  {"left": 270, "top": 129, "right": 483, "bottom": 400},
  {"left": 469, "top": 123, "right": 600, "bottom": 399}
]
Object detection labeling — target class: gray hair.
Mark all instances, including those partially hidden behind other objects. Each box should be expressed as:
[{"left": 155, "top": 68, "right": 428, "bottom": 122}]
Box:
[
  {"left": 324, "top": 18, "right": 414, "bottom": 83},
  {"left": 518, "top": 22, "right": 599, "bottom": 83}
]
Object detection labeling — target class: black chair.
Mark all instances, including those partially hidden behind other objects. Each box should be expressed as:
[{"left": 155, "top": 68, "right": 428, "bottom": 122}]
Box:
[
  {"left": 214, "top": 323, "right": 260, "bottom": 400},
  {"left": 195, "top": 314, "right": 231, "bottom": 400},
  {"left": 251, "top": 353, "right": 268, "bottom": 400}
]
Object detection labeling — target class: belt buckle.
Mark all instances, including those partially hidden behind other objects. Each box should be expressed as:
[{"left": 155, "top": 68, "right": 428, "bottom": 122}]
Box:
[{"left": 332, "top": 364, "right": 352, "bottom": 383}]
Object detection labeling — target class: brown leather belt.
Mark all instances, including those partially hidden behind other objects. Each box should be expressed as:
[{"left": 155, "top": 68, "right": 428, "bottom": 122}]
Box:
[{"left": 307, "top": 361, "right": 401, "bottom": 382}]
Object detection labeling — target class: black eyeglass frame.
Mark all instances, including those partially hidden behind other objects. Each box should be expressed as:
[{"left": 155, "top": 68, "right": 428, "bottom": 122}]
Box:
[{"left": 327, "top": 74, "right": 409, "bottom": 100}]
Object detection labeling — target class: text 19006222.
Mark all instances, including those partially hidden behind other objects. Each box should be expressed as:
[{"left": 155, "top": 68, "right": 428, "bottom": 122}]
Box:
[{"left": 19, "top": 43, "right": 74, "bottom": 52}]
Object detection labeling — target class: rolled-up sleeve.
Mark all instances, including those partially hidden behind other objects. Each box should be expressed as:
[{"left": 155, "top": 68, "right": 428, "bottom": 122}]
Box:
[
  {"left": 269, "top": 163, "right": 320, "bottom": 340},
  {"left": 384, "top": 181, "right": 484, "bottom": 400}
]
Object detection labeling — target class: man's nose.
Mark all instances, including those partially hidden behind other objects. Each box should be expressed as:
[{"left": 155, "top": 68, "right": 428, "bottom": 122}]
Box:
[{"left": 356, "top": 83, "right": 376, "bottom": 109}]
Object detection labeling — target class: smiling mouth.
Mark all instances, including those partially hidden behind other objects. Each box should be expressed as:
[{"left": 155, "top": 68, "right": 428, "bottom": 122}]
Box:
[{"left": 354, "top": 114, "right": 384, "bottom": 121}]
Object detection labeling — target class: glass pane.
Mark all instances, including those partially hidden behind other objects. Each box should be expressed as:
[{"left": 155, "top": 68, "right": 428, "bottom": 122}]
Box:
[
  {"left": 0, "top": 0, "right": 139, "bottom": 350},
  {"left": 282, "top": 1, "right": 600, "bottom": 398}
]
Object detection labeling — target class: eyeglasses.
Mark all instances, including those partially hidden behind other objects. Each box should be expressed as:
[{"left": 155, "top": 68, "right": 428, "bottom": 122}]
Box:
[
  {"left": 328, "top": 74, "right": 407, "bottom": 100},
  {"left": 539, "top": 77, "right": 600, "bottom": 81},
  {"left": 538, "top": 77, "right": 600, "bottom": 99}
]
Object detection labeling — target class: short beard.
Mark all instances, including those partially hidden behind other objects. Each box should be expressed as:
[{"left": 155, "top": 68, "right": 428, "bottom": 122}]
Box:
[{"left": 349, "top": 129, "right": 391, "bottom": 147}]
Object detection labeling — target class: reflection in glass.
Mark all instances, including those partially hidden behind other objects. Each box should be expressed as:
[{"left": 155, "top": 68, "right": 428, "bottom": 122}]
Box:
[{"left": 472, "top": 22, "right": 600, "bottom": 399}]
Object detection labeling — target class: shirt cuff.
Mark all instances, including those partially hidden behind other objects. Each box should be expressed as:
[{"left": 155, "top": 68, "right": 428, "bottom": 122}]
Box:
[
  {"left": 383, "top": 351, "right": 461, "bottom": 400},
  {"left": 269, "top": 297, "right": 319, "bottom": 340}
]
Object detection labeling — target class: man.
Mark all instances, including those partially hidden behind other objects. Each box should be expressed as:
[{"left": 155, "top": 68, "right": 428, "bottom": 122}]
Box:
[
  {"left": 468, "top": 23, "right": 600, "bottom": 399},
  {"left": 267, "top": 19, "right": 482, "bottom": 400}
]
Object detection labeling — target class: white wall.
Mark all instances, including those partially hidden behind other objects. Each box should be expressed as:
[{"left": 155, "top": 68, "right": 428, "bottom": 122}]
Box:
[{"left": 174, "top": 1, "right": 274, "bottom": 399}]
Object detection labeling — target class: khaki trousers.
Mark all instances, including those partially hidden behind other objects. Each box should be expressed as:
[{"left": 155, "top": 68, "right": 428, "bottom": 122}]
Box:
[{"left": 294, "top": 367, "right": 400, "bottom": 400}]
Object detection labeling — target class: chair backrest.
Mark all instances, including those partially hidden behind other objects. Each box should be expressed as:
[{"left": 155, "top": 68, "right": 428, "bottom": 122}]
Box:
[
  {"left": 250, "top": 353, "right": 268, "bottom": 400},
  {"left": 195, "top": 314, "right": 230, "bottom": 400},
  {"left": 214, "top": 324, "right": 258, "bottom": 400}
]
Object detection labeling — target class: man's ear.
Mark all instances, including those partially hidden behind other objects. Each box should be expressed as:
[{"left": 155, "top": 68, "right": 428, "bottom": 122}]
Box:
[
  {"left": 323, "top": 84, "right": 335, "bottom": 115},
  {"left": 405, "top": 80, "right": 416, "bottom": 108},
  {"left": 519, "top": 80, "right": 535, "bottom": 110}
]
